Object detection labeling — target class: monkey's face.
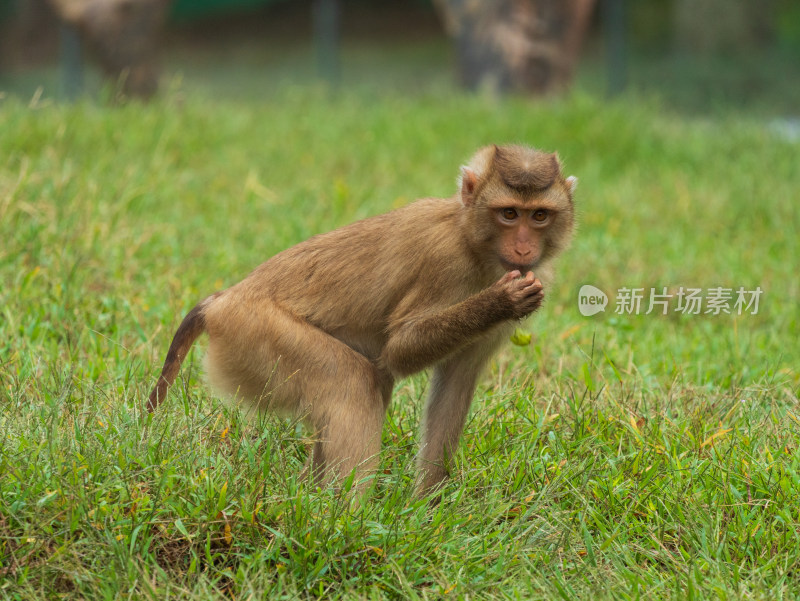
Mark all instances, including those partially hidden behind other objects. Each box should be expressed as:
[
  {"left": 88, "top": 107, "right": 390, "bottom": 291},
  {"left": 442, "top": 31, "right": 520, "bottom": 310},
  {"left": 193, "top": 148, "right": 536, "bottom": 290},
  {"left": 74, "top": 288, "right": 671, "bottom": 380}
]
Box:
[
  {"left": 488, "top": 187, "right": 575, "bottom": 273},
  {"left": 459, "top": 144, "right": 577, "bottom": 275},
  {"left": 493, "top": 204, "right": 550, "bottom": 271}
]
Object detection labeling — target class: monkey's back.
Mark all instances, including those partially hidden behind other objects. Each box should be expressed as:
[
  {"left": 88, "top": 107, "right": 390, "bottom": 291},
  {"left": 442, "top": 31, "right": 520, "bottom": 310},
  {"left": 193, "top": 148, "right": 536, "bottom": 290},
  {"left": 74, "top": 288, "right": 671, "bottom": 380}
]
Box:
[{"left": 215, "top": 197, "right": 482, "bottom": 361}]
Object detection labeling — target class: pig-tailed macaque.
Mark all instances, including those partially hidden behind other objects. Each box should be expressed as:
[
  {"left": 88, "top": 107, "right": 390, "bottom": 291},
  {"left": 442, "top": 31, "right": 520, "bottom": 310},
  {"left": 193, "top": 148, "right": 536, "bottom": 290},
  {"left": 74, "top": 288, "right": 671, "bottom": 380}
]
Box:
[{"left": 148, "top": 144, "right": 577, "bottom": 495}]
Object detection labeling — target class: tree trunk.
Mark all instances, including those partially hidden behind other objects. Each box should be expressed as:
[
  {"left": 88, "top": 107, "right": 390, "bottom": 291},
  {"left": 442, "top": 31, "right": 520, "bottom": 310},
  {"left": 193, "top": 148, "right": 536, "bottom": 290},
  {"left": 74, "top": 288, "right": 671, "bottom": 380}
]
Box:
[
  {"left": 434, "top": 0, "right": 596, "bottom": 95},
  {"left": 48, "top": 0, "right": 172, "bottom": 99}
]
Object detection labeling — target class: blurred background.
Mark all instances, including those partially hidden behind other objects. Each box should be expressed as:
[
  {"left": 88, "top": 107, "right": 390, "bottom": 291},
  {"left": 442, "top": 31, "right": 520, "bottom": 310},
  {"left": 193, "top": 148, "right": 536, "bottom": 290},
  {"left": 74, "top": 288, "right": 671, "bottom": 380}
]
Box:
[
  {"left": 1, "top": 0, "right": 799, "bottom": 115},
  {"left": 1, "top": 6, "right": 799, "bottom": 596}
]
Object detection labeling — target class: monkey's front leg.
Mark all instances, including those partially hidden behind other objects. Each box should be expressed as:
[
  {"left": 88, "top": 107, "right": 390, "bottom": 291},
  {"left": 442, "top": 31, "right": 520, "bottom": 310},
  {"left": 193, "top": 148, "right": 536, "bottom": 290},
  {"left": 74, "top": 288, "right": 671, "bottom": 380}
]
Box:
[
  {"left": 415, "top": 350, "right": 487, "bottom": 496},
  {"left": 382, "top": 270, "right": 543, "bottom": 377}
]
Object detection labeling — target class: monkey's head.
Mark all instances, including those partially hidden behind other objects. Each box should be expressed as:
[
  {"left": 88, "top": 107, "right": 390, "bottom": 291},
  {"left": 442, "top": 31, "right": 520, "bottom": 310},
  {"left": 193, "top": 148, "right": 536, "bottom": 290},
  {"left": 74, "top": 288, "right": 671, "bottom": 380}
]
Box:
[{"left": 459, "top": 144, "right": 577, "bottom": 276}]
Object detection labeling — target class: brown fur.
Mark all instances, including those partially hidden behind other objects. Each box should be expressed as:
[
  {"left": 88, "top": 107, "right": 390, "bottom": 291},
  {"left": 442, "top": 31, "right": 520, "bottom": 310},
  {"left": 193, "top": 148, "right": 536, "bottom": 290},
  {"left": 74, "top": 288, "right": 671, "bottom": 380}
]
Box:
[
  {"left": 148, "top": 144, "right": 577, "bottom": 495},
  {"left": 493, "top": 145, "right": 560, "bottom": 192},
  {"left": 147, "top": 299, "right": 209, "bottom": 411}
]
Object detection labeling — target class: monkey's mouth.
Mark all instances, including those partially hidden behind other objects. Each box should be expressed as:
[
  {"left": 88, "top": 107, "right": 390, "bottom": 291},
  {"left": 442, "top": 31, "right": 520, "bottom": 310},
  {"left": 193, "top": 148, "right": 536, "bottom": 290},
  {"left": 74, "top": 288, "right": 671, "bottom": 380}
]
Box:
[{"left": 500, "top": 258, "right": 536, "bottom": 273}]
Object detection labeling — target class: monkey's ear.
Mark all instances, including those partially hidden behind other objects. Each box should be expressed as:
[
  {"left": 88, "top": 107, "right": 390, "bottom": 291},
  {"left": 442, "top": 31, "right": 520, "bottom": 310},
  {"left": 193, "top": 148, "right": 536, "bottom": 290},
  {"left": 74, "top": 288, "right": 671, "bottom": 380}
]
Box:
[
  {"left": 566, "top": 176, "right": 578, "bottom": 194},
  {"left": 460, "top": 167, "right": 478, "bottom": 207}
]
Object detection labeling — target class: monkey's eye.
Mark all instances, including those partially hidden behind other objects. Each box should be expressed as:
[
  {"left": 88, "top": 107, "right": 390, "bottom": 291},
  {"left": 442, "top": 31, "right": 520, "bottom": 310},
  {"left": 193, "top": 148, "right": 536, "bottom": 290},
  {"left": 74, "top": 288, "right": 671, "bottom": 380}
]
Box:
[
  {"left": 501, "top": 208, "right": 518, "bottom": 221},
  {"left": 532, "top": 209, "right": 549, "bottom": 223}
]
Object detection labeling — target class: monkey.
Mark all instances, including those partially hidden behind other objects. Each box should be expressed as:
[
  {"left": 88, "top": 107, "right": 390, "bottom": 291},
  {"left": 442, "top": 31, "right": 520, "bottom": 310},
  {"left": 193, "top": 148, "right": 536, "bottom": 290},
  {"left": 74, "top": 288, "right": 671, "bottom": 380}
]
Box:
[{"left": 148, "top": 144, "right": 577, "bottom": 496}]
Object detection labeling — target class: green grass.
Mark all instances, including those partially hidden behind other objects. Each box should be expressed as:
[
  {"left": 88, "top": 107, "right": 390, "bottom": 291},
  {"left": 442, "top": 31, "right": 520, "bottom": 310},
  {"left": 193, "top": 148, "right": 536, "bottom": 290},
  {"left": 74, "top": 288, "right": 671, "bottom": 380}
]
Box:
[{"left": 1, "top": 87, "right": 799, "bottom": 599}]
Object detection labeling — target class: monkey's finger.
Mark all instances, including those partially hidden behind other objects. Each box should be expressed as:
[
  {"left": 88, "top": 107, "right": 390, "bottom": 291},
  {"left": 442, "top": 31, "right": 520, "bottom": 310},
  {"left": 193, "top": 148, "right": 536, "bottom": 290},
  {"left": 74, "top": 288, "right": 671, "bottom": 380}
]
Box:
[
  {"left": 513, "top": 278, "right": 541, "bottom": 295},
  {"left": 499, "top": 270, "right": 522, "bottom": 284},
  {"left": 520, "top": 279, "right": 543, "bottom": 292},
  {"left": 525, "top": 290, "right": 545, "bottom": 306}
]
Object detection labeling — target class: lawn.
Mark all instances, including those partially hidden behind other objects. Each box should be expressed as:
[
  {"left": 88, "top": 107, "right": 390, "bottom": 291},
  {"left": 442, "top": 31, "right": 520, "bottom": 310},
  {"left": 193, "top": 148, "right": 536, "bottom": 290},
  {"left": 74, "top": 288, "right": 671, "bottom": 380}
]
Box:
[{"left": 1, "top": 86, "right": 799, "bottom": 599}]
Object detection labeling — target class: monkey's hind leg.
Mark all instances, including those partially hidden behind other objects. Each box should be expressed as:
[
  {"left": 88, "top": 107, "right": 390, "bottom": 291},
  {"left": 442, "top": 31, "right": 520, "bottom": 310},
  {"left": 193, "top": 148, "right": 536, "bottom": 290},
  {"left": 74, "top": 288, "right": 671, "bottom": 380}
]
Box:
[
  {"left": 203, "top": 296, "right": 388, "bottom": 492},
  {"left": 303, "top": 348, "right": 392, "bottom": 492}
]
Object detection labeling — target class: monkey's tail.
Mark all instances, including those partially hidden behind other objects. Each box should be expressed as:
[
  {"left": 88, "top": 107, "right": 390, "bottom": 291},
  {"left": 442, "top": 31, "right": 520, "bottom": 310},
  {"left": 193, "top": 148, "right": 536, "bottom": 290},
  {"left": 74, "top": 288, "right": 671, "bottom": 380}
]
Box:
[{"left": 147, "top": 299, "right": 209, "bottom": 412}]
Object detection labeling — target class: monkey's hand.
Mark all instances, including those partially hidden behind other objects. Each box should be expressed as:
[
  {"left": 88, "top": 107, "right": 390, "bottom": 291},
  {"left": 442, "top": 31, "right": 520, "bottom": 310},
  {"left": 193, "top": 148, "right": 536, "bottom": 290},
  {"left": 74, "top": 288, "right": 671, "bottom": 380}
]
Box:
[{"left": 494, "top": 270, "right": 544, "bottom": 319}]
